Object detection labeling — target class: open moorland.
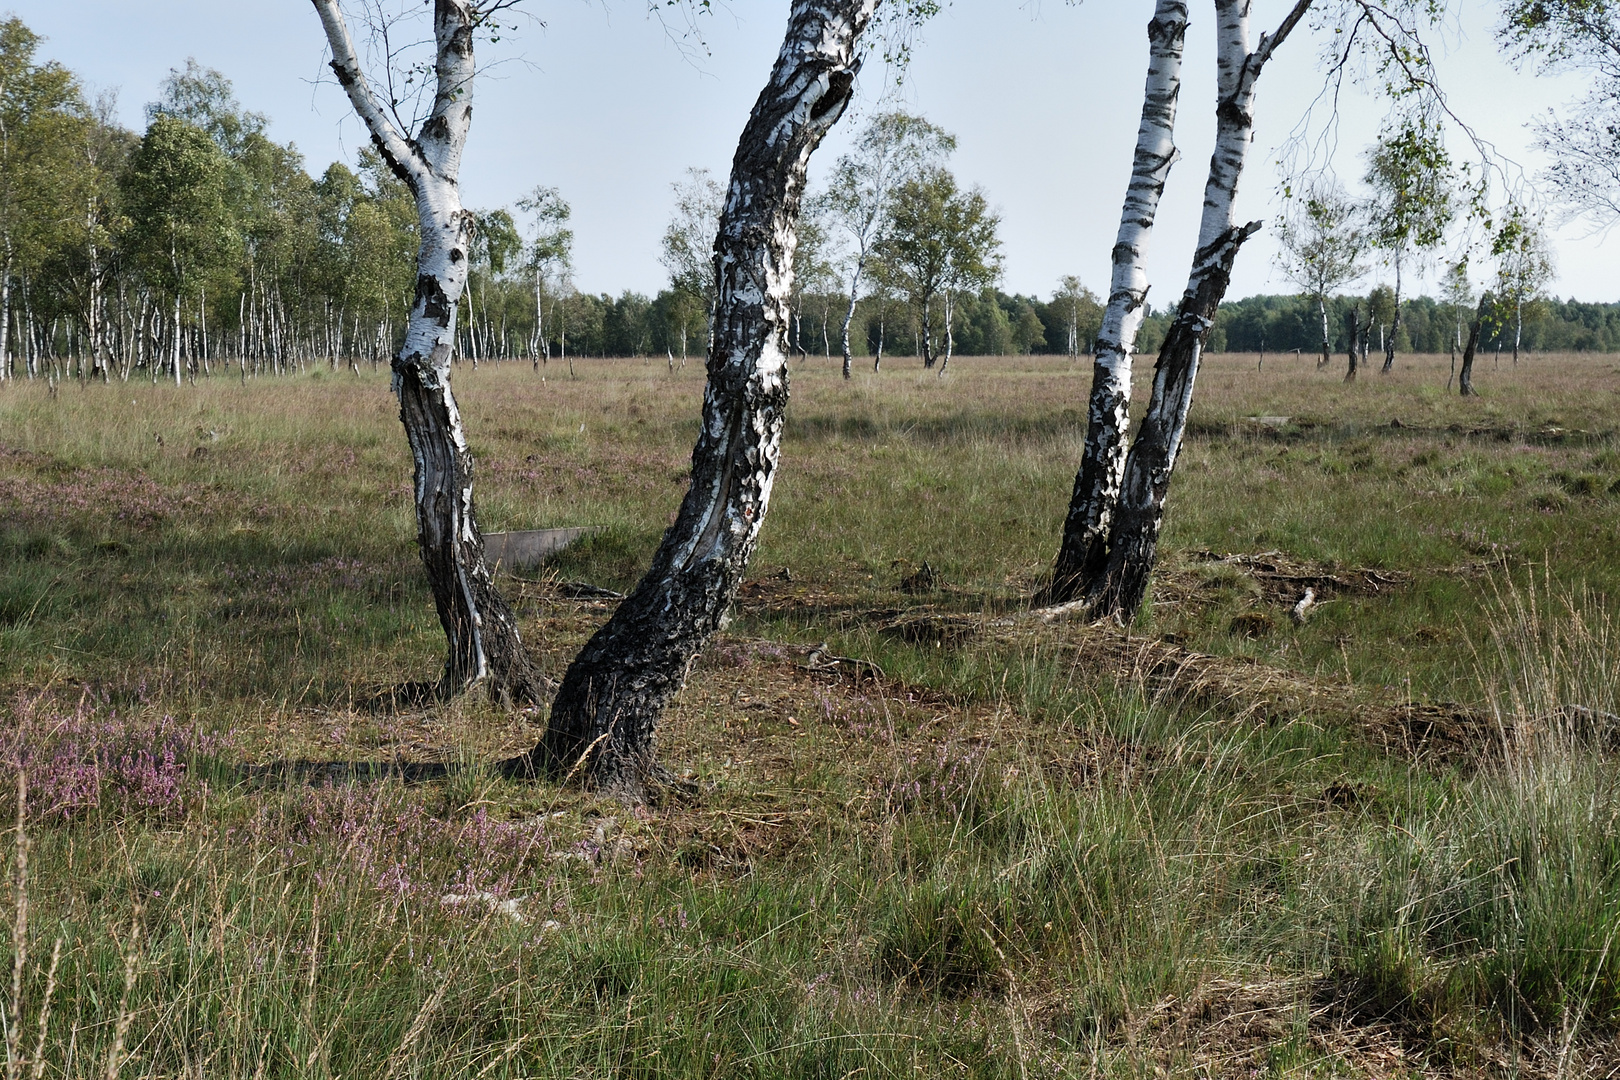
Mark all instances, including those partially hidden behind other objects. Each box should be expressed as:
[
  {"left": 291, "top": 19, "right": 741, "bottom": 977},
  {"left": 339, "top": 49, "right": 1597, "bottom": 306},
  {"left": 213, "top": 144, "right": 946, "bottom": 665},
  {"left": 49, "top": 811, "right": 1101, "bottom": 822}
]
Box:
[{"left": 4, "top": 351, "right": 1620, "bottom": 1077}]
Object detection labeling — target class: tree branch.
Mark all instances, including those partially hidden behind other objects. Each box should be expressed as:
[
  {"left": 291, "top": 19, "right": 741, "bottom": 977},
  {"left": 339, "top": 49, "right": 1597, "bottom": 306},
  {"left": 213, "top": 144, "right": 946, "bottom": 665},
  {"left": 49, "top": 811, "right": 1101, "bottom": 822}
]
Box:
[
  {"left": 310, "top": 0, "right": 425, "bottom": 188},
  {"left": 1254, "top": 0, "right": 1315, "bottom": 70}
]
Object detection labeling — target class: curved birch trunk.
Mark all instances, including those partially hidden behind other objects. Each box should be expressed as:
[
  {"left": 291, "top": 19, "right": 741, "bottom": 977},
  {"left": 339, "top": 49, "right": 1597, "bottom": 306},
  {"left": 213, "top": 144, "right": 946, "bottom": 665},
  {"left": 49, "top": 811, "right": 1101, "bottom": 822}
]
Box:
[
  {"left": 313, "top": 0, "right": 546, "bottom": 705},
  {"left": 512, "top": 0, "right": 873, "bottom": 798},
  {"left": 1087, "top": 0, "right": 1312, "bottom": 621},
  {"left": 1046, "top": 1, "right": 1188, "bottom": 604},
  {"left": 839, "top": 258, "right": 862, "bottom": 379}
]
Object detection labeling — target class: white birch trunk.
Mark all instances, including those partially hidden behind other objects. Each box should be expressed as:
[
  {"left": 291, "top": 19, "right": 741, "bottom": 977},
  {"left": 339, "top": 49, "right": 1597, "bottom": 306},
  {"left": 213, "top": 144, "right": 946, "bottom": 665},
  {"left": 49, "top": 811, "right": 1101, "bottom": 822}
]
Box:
[
  {"left": 874, "top": 307, "right": 884, "bottom": 371},
  {"left": 1046, "top": 1, "right": 1188, "bottom": 603},
  {"left": 0, "top": 255, "right": 11, "bottom": 383},
  {"left": 1514, "top": 299, "right": 1522, "bottom": 364},
  {"left": 522, "top": 0, "right": 874, "bottom": 797},
  {"left": 1382, "top": 253, "right": 1402, "bottom": 373},
  {"left": 839, "top": 254, "right": 864, "bottom": 379},
  {"left": 172, "top": 294, "right": 182, "bottom": 387},
  {"left": 312, "top": 0, "right": 545, "bottom": 704},
  {"left": 1317, "top": 294, "right": 1331, "bottom": 368},
  {"left": 1090, "top": 0, "right": 1312, "bottom": 618}
]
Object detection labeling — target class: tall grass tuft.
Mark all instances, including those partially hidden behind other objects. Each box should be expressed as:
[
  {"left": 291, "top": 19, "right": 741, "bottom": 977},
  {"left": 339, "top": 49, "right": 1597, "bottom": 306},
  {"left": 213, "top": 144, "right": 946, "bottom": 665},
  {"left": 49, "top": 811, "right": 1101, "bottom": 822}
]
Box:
[{"left": 1318, "top": 574, "right": 1620, "bottom": 1055}]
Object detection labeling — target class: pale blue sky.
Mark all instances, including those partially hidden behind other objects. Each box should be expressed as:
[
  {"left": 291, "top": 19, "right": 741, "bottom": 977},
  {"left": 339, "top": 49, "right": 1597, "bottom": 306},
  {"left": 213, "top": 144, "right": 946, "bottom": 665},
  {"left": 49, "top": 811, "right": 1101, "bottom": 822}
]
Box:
[{"left": 12, "top": 2, "right": 1612, "bottom": 302}]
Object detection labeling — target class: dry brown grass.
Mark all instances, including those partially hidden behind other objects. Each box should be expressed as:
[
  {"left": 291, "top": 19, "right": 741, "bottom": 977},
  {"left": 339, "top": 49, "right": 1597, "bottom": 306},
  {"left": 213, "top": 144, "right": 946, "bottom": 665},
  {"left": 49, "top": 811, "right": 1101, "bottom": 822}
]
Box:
[{"left": 4, "top": 352, "right": 1620, "bottom": 1076}]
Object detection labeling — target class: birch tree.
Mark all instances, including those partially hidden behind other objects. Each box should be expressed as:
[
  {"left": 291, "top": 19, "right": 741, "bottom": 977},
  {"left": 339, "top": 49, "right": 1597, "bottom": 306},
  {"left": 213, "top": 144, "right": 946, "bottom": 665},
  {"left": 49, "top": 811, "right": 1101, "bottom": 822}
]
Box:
[
  {"left": 515, "top": 184, "right": 570, "bottom": 367},
  {"left": 513, "top": 0, "right": 877, "bottom": 799},
  {"left": 310, "top": 0, "right": 548, "bottom": 705},
  {"left": 121, "top": 115, "right": 237, "bottom": 386},
  {"left": 1501, "top": 0, "right": 1620, "bottom": 228},
  {"left": 1052, "top": 275, "right": 1100, "bottom": 358},
  {"left": 0, "top": 19, "right": 87, "bottom": 381},
  {"left": 1363, "top": 111, "right": 1455, "bottom": 374},
  {"left": 1490, "top": 201, "right": 1555, "bottom": 363},
  {"left": 875, "top": 167, "right": 1000, "bottom": 369},
  {"left": 660, "top": 166, "right": 723, "bottom": 357},
  {"left": 1275, "top": 178, "right": 1364, "bottom": 368},
  {"left": 1439, "top": 257, "right": 1472, "bottom": 386},
  {"left": 1458, "top": 290, "right": 1492, "bottom": 395},
  {"left": 1084, "top": 0, "right": 1314, "bottom": 620},
  {"left": 817, "top": 111, "right": 953, "bottom": 378},
  {"left": 1045, "top": 1, "right": 1188, "bottom": 604},
  {"left": 934, "top": 186, "right": 1002, "bottom": 373}
]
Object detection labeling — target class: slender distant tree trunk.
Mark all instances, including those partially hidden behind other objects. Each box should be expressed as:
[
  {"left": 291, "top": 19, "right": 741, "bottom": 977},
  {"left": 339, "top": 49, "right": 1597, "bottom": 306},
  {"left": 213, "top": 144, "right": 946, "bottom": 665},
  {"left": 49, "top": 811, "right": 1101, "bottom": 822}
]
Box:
[
  {"left": 313, "top": 0, "right": 546, "bottom": 705},
  {"left": 0, "top": 254, "right": 12, "bottom": 383},
  {"left": 1458, "top": 294, "right": 1486, "bottom": 396},
  {"left": 1382, "top": 256, "right": 1402, "bottom": 374},
  {"left": 920, "top": 293, "right": 935, "bottom": 368},
  {"left": 1513, "top": 298, "right": 1522, "bottom": 364},
  {"left": 1447, "top": 312, "right": 1457, "bottom": 388},
  {"left": 840, "top": 255, "right": 864, "bottom": 379},
  {"left": 938, "top": 291, "right": 954, "bottom": 373},
  {"left": 532, "top": 269, "right": 544, "bottom": 372},
  {"left": 516, "top": 0, "right": 873, "bottom": 798},
  {"left": 1087, "top": 0, "right": 1310, "bottom": 621},
  {"left": 873, "top": 305, "right": 885, "bottom": 371},
  {"left": 1344, "top": 305, "right": 1359, "bottom": 382},
  {"left": 172, "top": 293, "right": 183, "bottom": 387},
  {"left": 1046, "top": 1, "right": 1188, "bottom": 604},
  {"left": 1317, "top": 293, "right": 1332, "bottom": 368}
]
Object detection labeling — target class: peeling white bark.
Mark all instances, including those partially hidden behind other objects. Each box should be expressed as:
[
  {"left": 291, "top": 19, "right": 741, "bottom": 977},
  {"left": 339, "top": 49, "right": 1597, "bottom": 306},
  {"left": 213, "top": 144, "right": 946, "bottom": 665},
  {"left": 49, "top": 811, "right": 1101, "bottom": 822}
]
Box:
[
  {"left": 529, "top": 0, "right": 874, "bottom": 797},
  {"left": 1089, "top": 0, "right": 1313, "bottom": 619},
  {"left": 312, "top": 0, "right": 545, "bottom": 703},
  {"left": 1047, "top": 1, "right": 1188, "bottom": 603}
]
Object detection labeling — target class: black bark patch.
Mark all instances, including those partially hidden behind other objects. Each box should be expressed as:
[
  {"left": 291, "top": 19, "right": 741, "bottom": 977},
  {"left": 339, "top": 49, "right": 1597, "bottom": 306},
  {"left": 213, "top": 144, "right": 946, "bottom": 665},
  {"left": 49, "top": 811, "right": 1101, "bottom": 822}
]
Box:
[
  {"left": 416, "top": 274, "right": 454, "bottom": 325},
  {"left": 811, "top": 70, "right": 855, "bottom": 121},
  {"left": 420, "top": 115, "right": 451, "bottom": 143}
]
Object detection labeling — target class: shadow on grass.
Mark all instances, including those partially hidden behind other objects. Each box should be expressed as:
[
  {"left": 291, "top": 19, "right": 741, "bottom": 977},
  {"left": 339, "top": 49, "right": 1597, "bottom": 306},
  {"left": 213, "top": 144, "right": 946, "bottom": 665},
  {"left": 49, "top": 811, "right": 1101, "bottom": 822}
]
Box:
[{"left": 237, "top": 758, "right": 452, "bottom": 785}]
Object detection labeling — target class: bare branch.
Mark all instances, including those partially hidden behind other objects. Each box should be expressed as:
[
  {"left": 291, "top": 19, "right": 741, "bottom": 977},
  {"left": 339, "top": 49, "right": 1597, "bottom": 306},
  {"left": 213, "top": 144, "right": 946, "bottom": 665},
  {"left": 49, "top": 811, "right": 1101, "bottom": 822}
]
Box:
[{"left": 310, "top": 0, "right": 424, "bottom": 187}]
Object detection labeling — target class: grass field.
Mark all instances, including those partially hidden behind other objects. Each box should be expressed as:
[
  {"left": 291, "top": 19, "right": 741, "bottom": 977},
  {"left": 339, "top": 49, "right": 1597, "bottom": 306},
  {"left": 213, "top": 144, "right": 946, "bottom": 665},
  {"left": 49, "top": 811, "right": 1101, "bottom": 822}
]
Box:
[{"left": 3, "top": 350, "right": 1620, "bottom": 1076}]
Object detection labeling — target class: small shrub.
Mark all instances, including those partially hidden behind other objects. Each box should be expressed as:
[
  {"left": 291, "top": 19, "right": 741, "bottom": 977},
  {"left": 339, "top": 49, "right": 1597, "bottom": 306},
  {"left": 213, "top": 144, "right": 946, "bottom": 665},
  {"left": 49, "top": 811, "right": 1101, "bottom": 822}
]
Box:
[
  {"left": 1554, "top": 470, "right": 1607, "bottom": 498},
  {"left": 2, "top": 696, "right": 232, "bottom": 823},
  {"left": 878, "top": 883, "right": 1004, "bottom": 998}
]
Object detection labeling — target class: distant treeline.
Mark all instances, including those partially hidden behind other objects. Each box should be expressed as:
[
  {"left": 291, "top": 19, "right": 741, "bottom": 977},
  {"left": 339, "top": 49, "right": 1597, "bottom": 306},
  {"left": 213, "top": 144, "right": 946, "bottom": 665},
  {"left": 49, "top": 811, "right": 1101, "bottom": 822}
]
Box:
[
  {"left": 567, "top": 287, "right": 1620, "bottom": 361},
  {"left": 568, "top": 287, "right": 1082, "bottom": 361},
  {"left": 8, "top": 8, "right": 1609, "bottom": 382},
  {"left": 1198, "top": 292, "right": 1620, "bottom": 355}
]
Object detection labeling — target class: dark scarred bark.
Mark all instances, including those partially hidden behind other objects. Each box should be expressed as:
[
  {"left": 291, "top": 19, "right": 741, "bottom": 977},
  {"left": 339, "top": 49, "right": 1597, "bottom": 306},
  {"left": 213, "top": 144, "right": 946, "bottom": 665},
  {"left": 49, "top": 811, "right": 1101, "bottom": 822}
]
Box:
[
  {"left": 1084, "top": 0, "right": 1312, "bottom": 622},
  {"left": 1046, "top": 1, "right": 1188, "bottom": 605},
  {"left": 1458, "top": 294, "right": 1487, "bottom": 396},
  {"left": 507, "top": 0, "right": 874, "bottom": 799},
  {"left": 1085, "top": 221, "right": 1259, "bottom": 618},
  {"left": 1345, "top": 305, "right": 1360, "bottom": 382},
  {"left": 313, "top": 0, "right": 547, "bottom": 704}
]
